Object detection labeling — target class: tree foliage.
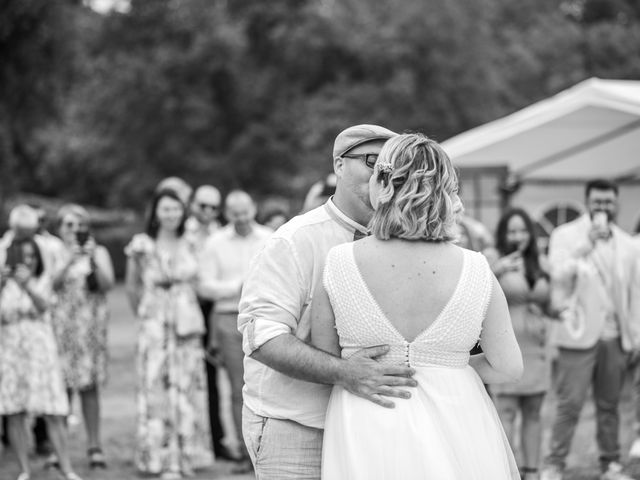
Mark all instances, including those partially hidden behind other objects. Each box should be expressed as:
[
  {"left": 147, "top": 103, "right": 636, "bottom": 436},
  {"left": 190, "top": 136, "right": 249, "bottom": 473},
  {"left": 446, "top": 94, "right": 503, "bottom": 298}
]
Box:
[{"left": 1, "top": 0, "right": 639, "bottom": 210}]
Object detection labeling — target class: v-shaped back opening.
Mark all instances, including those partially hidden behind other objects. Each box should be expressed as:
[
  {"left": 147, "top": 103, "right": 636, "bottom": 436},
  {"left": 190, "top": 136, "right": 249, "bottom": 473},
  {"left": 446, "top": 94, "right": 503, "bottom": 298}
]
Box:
[{"left": 349, "top": 243, "right": 468, "bottom": 344}]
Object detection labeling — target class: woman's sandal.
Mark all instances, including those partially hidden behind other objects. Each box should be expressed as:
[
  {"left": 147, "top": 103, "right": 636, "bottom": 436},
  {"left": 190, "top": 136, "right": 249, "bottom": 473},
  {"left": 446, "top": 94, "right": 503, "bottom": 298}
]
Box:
[
  {"left": 60, "top": 472, "right": 83, "bottom": 480},
  {"left": 88, "top": 447, "right": 107, "bottom": 469},
  {"left": 44, "top": 453, "right": 60, "bottom": 469}
]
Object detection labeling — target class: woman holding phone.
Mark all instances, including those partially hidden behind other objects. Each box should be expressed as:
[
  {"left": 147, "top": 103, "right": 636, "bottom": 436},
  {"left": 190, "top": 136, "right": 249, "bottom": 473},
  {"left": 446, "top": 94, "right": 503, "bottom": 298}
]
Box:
[
  {"left": 0, "top": 236, "right": 82, "bottom": 480},
  {"left": 50, "top": 204, "right": 115, "bottom": 470},
  {"left": 485, "top": 208, "right": 552, "bottom": 480}
]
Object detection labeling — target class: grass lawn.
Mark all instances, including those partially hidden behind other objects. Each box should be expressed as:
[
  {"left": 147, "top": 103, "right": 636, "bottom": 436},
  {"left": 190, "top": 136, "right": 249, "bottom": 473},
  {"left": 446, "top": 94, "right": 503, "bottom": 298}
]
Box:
[{"left": 1, "top": 285, "right": 640, "bottom": 479}]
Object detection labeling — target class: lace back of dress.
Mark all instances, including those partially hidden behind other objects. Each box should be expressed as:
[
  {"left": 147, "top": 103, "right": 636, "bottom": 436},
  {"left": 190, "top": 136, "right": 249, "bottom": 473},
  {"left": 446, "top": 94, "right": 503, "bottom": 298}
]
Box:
[{"left": 323, "top": 245, "right": 492, "bottom": 368}]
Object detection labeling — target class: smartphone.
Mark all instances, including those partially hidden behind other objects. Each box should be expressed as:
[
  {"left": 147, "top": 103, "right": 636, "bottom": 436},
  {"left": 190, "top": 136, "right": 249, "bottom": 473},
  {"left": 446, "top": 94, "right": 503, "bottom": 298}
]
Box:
[
  {"left": 593, "top": 211, "right": 608, "bottom": 229},
  {"left": 5, "top": 242, "right": 24, "bottom": 272},
  {"left": 505, "top": 241, "right": 520, "bottom": 255},
  {"left": 76, "top": 230, "right": 90, "bottom": 247}
]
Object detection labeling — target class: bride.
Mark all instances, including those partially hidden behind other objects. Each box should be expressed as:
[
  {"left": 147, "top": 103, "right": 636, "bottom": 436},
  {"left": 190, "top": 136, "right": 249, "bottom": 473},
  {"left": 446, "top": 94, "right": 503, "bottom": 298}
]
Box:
[{"left": 311, "top": 133, "right": 523, "bottom": 479}]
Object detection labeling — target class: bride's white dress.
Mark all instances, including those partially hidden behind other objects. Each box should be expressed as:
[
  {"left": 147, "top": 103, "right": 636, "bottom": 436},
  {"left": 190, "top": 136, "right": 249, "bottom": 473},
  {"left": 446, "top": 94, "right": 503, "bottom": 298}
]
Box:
[{"left": 321, "top": 244, "right": 520, "bottom": 480}]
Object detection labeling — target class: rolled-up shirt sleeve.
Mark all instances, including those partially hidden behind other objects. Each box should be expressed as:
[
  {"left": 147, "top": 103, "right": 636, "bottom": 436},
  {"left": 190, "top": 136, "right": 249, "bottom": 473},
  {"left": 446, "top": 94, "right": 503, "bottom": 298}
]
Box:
[{"left": 238, "top": 236, "right": 306, "bottom": 356}]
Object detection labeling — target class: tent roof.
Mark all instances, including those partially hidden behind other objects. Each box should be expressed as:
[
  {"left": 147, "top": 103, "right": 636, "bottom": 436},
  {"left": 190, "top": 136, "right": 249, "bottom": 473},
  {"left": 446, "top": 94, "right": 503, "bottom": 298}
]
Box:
[{"left": 442, "top": 78, "right": 640, "bottom": 182}]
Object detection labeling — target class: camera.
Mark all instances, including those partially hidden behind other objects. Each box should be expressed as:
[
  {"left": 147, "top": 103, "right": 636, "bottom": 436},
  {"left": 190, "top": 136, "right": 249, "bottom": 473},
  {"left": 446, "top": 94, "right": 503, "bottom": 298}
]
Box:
[
  {"left": 76, "top": 230, "right": 91, "bottom": 247},
  {"left": 5, "top": 242, "right": 24, "bottom": 273}
]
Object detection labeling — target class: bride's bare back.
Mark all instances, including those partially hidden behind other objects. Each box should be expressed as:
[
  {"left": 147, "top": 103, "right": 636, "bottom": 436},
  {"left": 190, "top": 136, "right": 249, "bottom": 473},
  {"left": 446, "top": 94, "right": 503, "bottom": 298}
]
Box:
[{"left": 353, "top": 237, "right": 464, "bottom": 343}]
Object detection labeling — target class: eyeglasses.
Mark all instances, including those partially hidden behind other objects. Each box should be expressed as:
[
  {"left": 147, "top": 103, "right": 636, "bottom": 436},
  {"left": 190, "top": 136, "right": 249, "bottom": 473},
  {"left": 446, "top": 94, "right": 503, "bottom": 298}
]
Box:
[
  {"left": 342, "top": 153, "right": 378, "bottom": 169},
  {"left": 197, "top": 203, "right": 220, "bottom": 211}
]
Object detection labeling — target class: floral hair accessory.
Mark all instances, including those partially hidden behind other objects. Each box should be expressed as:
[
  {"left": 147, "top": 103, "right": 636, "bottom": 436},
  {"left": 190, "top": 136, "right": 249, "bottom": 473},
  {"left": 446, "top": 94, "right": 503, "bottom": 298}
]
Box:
[{"left": 377, "top": 161, "right": 394, "bottom": 175}]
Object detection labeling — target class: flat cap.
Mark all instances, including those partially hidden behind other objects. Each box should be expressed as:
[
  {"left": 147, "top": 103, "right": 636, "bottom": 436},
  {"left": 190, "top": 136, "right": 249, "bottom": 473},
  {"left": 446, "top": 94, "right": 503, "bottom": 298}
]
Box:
[{"left": 333, "top": 124, "right": 398, "bottom": 159}]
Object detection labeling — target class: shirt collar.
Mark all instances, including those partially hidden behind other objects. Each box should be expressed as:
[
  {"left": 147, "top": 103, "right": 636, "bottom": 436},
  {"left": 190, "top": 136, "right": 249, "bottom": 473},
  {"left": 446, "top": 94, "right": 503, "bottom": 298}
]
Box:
[{"left": 324, "top": 198, "right": 369, "bottom": 235}]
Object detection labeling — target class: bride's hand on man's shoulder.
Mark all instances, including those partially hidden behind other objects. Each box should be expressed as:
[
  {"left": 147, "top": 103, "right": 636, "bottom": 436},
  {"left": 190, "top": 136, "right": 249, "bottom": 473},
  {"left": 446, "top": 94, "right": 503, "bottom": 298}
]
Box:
[{"left": 339, "top": 345, "right": 418, "bottom": 409}]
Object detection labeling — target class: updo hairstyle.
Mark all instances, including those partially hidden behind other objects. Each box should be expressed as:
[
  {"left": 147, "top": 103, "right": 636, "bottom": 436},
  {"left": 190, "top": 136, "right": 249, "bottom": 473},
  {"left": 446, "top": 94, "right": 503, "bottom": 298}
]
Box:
[{"left": 369, "top": 133, "right": 462, "bottom": 241}]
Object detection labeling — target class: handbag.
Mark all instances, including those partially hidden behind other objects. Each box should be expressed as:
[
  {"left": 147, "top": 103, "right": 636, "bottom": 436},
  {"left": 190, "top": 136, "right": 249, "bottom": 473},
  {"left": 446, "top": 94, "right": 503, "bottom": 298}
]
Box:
[{"left": 174, "top": 290, "right": 206, "bottom": 338}]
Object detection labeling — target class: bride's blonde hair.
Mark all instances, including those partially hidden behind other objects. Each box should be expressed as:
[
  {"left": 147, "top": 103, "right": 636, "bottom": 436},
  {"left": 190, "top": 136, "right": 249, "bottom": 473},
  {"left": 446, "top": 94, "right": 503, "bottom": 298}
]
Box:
[{"left": 369, "top": 133, "right": 462, "bottom": 241}]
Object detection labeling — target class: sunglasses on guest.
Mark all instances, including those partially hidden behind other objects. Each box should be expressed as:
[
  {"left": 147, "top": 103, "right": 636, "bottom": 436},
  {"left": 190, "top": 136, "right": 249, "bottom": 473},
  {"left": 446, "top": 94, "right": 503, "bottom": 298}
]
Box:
[{"left": 197, "top": 202, "right": 220, "bottom": 211}]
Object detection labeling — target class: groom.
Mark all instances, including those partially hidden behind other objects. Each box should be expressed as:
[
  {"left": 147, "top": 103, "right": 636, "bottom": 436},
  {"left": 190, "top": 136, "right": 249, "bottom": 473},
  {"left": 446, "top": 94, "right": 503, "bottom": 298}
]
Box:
[{"left": 238, "top": 124, "right": 417, "bottom": 479}]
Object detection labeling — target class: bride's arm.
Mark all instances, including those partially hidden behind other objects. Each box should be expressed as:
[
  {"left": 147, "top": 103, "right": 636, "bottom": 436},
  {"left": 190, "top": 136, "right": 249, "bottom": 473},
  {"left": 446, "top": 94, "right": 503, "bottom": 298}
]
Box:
[
  {"left": 310, "top": 279, "right": 340, "bottom": 357},
  {"left": 470, "top": 275, "right": 523, "bottom": 383}
]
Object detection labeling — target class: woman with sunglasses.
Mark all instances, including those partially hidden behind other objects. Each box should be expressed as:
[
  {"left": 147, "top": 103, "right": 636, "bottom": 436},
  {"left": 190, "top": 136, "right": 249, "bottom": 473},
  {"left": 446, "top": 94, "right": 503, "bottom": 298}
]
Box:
[
  {"left": 0, "top": 235, "right": 82, "bottom": 480},
  {"left": 50, "top": 204, "right": 115, "bottom": 470}
]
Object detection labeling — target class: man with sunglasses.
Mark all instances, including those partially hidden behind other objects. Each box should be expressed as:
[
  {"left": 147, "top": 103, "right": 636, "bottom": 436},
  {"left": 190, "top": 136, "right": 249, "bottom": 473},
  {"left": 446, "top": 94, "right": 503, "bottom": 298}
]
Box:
[
  {"left": 185, "top": 185, "right": 238, "bottom": 462},
  {"left": 238, "top": 125, "right": 418, "bottom": 479}
]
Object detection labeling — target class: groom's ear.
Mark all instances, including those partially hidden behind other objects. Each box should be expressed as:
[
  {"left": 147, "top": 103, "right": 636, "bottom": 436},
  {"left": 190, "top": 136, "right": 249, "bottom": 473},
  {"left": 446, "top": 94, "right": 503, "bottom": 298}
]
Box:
[{"left": 333, "top": 156, "right": 344, "bottom": 178}]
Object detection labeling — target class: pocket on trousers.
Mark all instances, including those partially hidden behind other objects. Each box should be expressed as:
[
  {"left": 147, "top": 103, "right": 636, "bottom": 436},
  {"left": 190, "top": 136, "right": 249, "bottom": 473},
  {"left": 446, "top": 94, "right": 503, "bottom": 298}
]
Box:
[{"left": 254, "top": 416, "right": 269, "bottom": 465}]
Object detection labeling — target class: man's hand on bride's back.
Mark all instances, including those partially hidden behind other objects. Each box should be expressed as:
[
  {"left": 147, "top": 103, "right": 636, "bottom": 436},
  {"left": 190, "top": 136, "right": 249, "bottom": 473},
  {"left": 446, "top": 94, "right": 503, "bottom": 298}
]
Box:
[{"left": 338, "top": 345, "right": 417, "bottom": 409}]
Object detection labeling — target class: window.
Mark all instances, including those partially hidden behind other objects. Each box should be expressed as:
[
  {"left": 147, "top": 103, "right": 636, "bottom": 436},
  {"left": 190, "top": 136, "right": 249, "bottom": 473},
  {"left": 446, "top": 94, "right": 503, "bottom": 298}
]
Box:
[{"left": 535, "top": 202, "right": 585, "bottom": 253}]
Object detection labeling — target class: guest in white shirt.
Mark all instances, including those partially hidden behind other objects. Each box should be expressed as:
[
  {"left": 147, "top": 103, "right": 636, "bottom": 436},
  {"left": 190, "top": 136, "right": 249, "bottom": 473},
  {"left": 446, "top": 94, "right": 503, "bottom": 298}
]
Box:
[
  {"left": 185, "top": 185, "right": 222, "bottom": 252},
  {"left": 199, "top": 190, "right": 272, "bottom": 472},
  {"left": 541, "top": 179, "right": 640, "bottom": 480},
  {"left": 237, "top": 125, "right": 418, "bottom": 480},
  {"left": 185, "top": 185, "right": 235, "bottom": 461}
]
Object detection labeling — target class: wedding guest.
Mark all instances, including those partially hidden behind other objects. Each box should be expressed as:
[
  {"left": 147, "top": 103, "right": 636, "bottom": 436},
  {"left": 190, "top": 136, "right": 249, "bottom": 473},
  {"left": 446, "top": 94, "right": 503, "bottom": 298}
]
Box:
[
  {"left": 260, "top": 205, "right": 289, "bottom": 231},
  {"left": 156, "top": 176, "right": 193, "bottom": 205},
  {"left": 125, "top": 188, "right": 213, "bottom": 479},
  {"left": 630, "top": 233, "right": 640, "bottom": 459},
  {"left": 199, "top": 190, "right": 272, "bottom": 473},
  {"left": 541, "top": 179, "right": 640, "bottom": 480},
  {"left": 0, "top": 234, "right": 82, "bottom": 480},
  {"left": 185, "top": 185, "right": 236, "bottom": 461},
  {"left": 486, "top": 208, "right": 552, "bottom": 480},
  {"left": 51, "top": 204, "right": 115, "bottom": 469},
  {"left": 1, "top": 204, "right": 65, "bottom": 275},
  {"left": 301, "top": 173, "right": 337, "bottom": 213},
  {"left": 455, "top": 214, "right": 494, "bottom": 253}
]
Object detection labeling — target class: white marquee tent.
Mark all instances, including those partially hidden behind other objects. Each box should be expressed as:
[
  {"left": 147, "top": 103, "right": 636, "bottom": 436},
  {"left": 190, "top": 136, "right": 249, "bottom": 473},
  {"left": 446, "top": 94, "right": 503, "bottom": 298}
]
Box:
[{"left": 442, "top": 78, "right": 640, "bottom": 182}]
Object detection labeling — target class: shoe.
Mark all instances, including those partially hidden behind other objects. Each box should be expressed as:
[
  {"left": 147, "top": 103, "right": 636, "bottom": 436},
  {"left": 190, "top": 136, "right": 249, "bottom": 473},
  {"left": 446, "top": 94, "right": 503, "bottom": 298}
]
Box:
[
  {"left": 540, "top": 465, "right": 563, "bottom": 480},
  {"left": 44, "top": 453, "right": 60, "bottom": 469},
  {"left": 88, "top": 447, "right": 107, "bottom": 469},
  {"left": 16, "top": 473, "right": 30, "bottom": 480},
  {"left": 230, "top": 459, "right": 254, "bottom": 474},
  {"left": 629, "top": 437, "right": 640, "bottom": 458},
  {"left": 601, "top": 462, "right": 633, "bottom": 480},
  {"left": 60, "top": 472, "right": 83, "bottom": 480}
]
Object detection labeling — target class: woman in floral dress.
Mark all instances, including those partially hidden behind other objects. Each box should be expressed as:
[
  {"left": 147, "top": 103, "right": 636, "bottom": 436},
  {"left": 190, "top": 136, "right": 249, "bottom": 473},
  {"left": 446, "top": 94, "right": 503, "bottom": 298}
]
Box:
[
  {"left": 51, "top": 204, "right": 115, "bottom": 469},
  {"left": 125, "top": 188, "right": 213, "bottom": 479},
  {"left": 0, "top": 236, "right": 82, "bottom": 480}
]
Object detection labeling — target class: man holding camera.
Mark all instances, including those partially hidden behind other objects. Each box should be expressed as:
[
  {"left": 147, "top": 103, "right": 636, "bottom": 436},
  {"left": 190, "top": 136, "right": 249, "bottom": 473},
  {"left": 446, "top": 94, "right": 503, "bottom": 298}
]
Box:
[{"left": 541, "top": 179, "right": 640, "bottom": 480}]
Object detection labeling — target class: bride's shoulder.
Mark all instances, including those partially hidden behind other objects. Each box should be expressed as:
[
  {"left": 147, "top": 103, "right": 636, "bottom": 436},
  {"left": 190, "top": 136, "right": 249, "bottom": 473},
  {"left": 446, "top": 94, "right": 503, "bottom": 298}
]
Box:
[{"left": 327, "top": 242, "right": 353, "bottom": 262}]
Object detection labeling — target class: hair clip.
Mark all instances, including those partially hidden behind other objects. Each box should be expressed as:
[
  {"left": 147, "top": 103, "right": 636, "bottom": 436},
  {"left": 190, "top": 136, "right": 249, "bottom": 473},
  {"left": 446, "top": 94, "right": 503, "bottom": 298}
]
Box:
[{"left": 377, "top": 162, "right": 394, "bottom": 175}]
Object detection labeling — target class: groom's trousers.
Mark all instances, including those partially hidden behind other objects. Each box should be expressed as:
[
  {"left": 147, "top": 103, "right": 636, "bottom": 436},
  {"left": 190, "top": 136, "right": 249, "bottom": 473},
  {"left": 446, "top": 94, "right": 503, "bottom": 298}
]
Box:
[{"left": 242, "top": 404, "right": 323, "bottom": 479}]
